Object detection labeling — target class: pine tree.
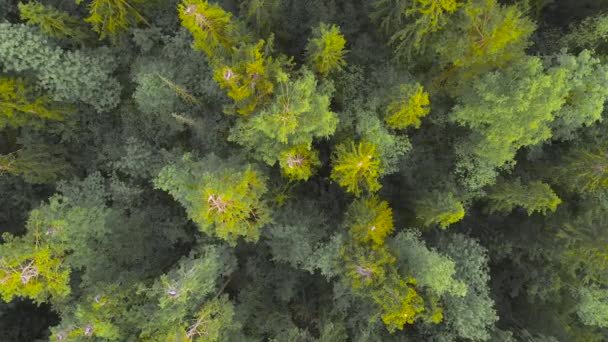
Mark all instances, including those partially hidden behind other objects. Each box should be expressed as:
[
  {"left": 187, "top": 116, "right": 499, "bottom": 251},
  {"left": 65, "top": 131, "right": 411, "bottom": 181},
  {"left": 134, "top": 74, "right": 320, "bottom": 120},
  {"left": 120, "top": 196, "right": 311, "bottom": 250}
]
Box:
[
  {"left": 179, "top": 0, "right": 238, "bottom": 59},
  {"left": 278, "top": 145, "right": 320, "bottom": 181},
  {"left": 305, "top": 23, "right": 347, "bottom": 76},
  {"left": 79, "top": 0, "right": 148, "bottom": 40},
  {"left": 415, "top": 191, "right": 465, "bottom": 229},
  {"left": 344, "top": 196, "right": 394, "bottom": 247},
  {"left": 0, "top": 77, "right": 66, "bottom": 128},
  {"left": 0, "top": 146, "right": 68, "bottom": 184},
  {"left": 384, "top": 83, "right": 430, "bottom": 130},
  {"left": 154, "top": 154, "right": 271, "bottom": 246},
  {"left": 555, "top": 145, "right": 608, "bottom": 193},
  {"left": 487, "top": 179, "right": 561, "bottom": 215},
  {"left": 331, "top": 140, "right": 383, "bottom": 196},
  {"left": 436, "top": 0, "right": 535, "bottom": 78},
  {"left": 18, "top": 1, "right": 90, "bottom": 42},
  {"left": 213, "top": 40, "right": 279, "bottom": 115},
  {"left": 229, "top": 69, "right": 338, "bottom": 164}
]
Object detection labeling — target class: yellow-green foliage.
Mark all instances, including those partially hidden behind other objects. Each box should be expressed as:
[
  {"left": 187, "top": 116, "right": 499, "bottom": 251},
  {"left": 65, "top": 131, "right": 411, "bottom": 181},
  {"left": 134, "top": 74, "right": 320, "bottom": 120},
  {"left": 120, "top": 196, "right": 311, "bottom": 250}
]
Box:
[
  {"left": 556, "top": 146, "right": 608, "bottom": 194},
  {"left": 347, "top": 196, "right": 395, "bottom": 247},
  {"left": 488, "top": 179, "right": 561, "bottom": 215},
  {"left": 331, "top": 140, "right": 383, "bottom": 196},
  {"left": 0, "top": 245, "right": 70, "bottom": 303},
  {"left": 405, "top": 0, "right": 462, "bottom": 47},
  {"left": 213, "top": 41, "right": 277, "bottom": 115},
  {"left": 0, "top": 77, "right": 65, "bottom": 128},
  {"left": 437, "top": 0, "right": 535, "bottom": 76},
  {"left": 19, "top": 1, "right": 90, "bottom": 42},
  {"left": 80, "top": 0, "right": 148, "bottom": 40},
  {"left": 385, "top": 83, "right": 431, "bottom": 129},
  {"left": 179, "top": 0, "right": 237, "bottom": 58},
  {"left": 306, "top": 23, "right": 347, "bottom": 76},
  {"left": 415, "top": 191, "right": 465, "bottom": 229},
  {"left": 197, "top": 168, "right": 270, "bottom": 245},
  {"left": 375, "top": 277, "right": 425, "bottom": 332},
  {"left": 279, "top": 145, "right": 320, "bottom": 181}
]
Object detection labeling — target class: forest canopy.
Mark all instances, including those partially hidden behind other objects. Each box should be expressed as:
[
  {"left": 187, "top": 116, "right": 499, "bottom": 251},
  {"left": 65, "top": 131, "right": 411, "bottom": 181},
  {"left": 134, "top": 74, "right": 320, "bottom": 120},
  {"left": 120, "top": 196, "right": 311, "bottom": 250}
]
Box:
[{"left": 2, "top": 0, "right": 608, "bottom": 341}]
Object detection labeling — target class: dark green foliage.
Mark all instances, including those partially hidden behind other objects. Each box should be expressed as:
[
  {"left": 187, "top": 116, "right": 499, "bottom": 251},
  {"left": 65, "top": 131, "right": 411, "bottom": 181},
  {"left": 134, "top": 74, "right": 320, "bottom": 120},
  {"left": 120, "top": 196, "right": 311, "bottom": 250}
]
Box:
[{"left": 2, "top": 0, "right": 608, "bottom": 341}]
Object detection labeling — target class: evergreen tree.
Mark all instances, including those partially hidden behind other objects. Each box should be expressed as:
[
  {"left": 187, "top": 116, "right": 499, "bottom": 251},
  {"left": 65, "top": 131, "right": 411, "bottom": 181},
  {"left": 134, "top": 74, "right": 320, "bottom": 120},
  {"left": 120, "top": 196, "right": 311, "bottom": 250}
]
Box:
[
  {"left": 18, "top": 2, "right": 90, "bottom": 42},
  {"left": 305, "top": 23, "right": 347, "bottom": 76}
]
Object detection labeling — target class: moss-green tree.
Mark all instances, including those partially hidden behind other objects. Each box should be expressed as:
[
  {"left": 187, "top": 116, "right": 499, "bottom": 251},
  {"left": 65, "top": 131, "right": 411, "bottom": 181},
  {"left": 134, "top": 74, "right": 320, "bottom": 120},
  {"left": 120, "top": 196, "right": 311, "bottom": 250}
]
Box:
[
  {"left": 415, "top": 191, "right": 465, "bottom": 229},
  {"left": 18, "top": 1, "right": 90, "bottom": 42},
  {"left": 331, "top": 140, "right": 383, "bottom": 196},
  {"left": 0, "top": 77, "right": 66, "bottom": 128},
  {"left": 306, "top": 23, "right": 347, "bottom": 76},
  {"left": 78, "top": 0, "right": 148, "bottom": 40},
  {"left": 487, "top": 179, "right": 561, "bottom": 215},
  {"left": 155, "top": 154, "right": 271, "bottom": 245},
  {"left": 385, "top": 83, "right": 430, "bottom": 130}
]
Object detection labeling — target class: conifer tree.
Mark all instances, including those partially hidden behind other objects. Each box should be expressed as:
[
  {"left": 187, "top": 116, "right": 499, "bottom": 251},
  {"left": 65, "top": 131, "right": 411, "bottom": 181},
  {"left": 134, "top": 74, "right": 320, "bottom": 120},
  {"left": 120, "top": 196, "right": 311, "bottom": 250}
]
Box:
[
  {"left": 78, "top": 0, "right": 148, "bottom": 40},
  {"left": 487, "top": 179, "right": 561, "bottom": 215},
  {"left": 18, "top": 2, "right": 90, "bottom": 42},
  {"left": 229, "top": 69, "right": 337, "bottom": 164},
  {"left": 178, "top": 0, "right": 238, "bottom": 58},
  {"left": 436, "top": 0, "right": 535, "bottom": 77},
  {"left": 0, "top": 77, "right": 66, "bottom": 128},
  {"left": 0, "top": 146, "right": 68, "bottom": 184},
  {"left": 384, "top": 83, "right": 430, "bottom": 130},
  {"left": 278, "top": 145, "right": 320, "bottom": 181},
  {"left": 154, "top": 154, "right": 271, "bottom": 245},
  {"left": 415, "top": 191, "right": 465, "bottom": 229},
  {"left": 305, "top": 23, "right": 347, "bottom": 76},
  {"left": 331, "top": 140, "right": 383, "bottom": 196}
]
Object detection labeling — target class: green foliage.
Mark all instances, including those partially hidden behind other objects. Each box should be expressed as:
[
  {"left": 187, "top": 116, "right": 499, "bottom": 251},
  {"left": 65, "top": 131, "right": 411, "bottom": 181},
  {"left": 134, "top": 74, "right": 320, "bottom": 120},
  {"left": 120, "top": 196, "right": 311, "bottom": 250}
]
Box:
[
  {"left": 436, "top": 0, "right": 535, "bottom": 76},
  {"left": 18, "top": 2, "right": 90, "bottom": 42},
  {"left": 213, "top": 40, "right": 279, "bottom": 115},
  {"left": 384, "top": 83, "right": 431, "bottom": 130},
  {"left": 560, "top": 13, "right": 608, "bottom": 54},
  {"left": 577, "top": 287, "right": 608, "bottom": 328},
  {"left": 155, "top": 154, "right": 271, "bottom": 245},
  {"left": 380, "top": 0, "right": 463, "bottom": 57},
  {"left": 487, "top": 179, "right": 561, "bottom": 215},
  {"left": 551, "top": 51, "right": 608, "bottom": 140},
  {"left": 0, "top": 146, "right": 68, "bottom": 184},
  {"left": 452, "top": 57, "right": 568, "bottom": 187},
  {"left": 278, "top": 145, "right": 320, "bottom": 181},
  {"left": 344, "top": 196, "right": 394, "bottom": 248},
  {"left": 306, "top": 23, "right": 347, "bottom": 76},
  {"left": 80, "top": 0, "right": 148, "bottom": 40},
  {"left": 331, "top": 140, "right": 383, "bottom": 196},
  {"left": 0, "top": 77, "right": 66, "bottom": 128},
  {"left": 179, "top": 0, "right": 238, "bottom": 58},
  {"left": 415, "top": 191, "right": 465, "bottom": 229},
  {"left": 230, "top": 69, "right": 337, "bottom": 164},
  {"left": 391, "top": 230, "right": 467, "bottom": 297},
  {"left": 554, "top": 145, "right": 608, "bottom": 193},
  {"left": 0, "top": 23, "right": 121, "bottom": 111}
]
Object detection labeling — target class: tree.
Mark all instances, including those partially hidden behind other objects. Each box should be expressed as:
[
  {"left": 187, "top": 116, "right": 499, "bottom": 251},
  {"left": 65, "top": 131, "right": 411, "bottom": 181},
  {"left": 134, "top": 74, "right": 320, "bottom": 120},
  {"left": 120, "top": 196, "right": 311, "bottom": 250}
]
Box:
[
  {"left": 331, "top": 140, "right": 383, "bottom": 196},
  {"left": 384, "top": 83, "right": 430, "bottom": 130},
  {"left": 436, "top": 0, "right": 535, "bottom": 77},
  {"left": 79, "top": 0, "right": 148, "bottom": 40},
  {"left": 452, "top": 57, "right": 568, "bottom": 188},
  {"left": 415, "top": 191, "right": 465, "bottom": 229},
  {"left": 213, "top": 40, "right": 279, "bottom": 115},
  {"left": 229, "top": 69, "right": 338, "bottom": 164},
  {"left": 0, "top": 146, "right": 68, "bottom": 184},
  {"left": 305, "top": 23, "right": 347, "bottom": 76},
  {"left": 178, "top": 0, "right": 238, "bottom": 58},
  {"left": 376, "top": 0, "right": 463, "bottom": 58},
  {"left": 344, "top": 196, "right": 394, "bottom": 247},
  {"left": 18, "top": 2, "right": 90, "bottom": 42},
  {"left": 0, "top": 77, "right": 66, "bottom": 128},
  {"left": 154, "top": 154, "right": 271, "bottom": 245},
  {"left": 0, "top": 23, "right": 121, "bottom": 111},
  {"left": 278, "top": 145, "right": 320, "bottom": 181},
  {"left": 577, "top": 287, "right": 608, "bottom": 328},
  {"left": 487, "top": 179, "right": 561, "bottom": 215},
  {"left": 390, "top": 230, "right": 467, "bottom": 298},
  {"left": 554, "top": 145, "right": 608, "bottom": 194}
]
